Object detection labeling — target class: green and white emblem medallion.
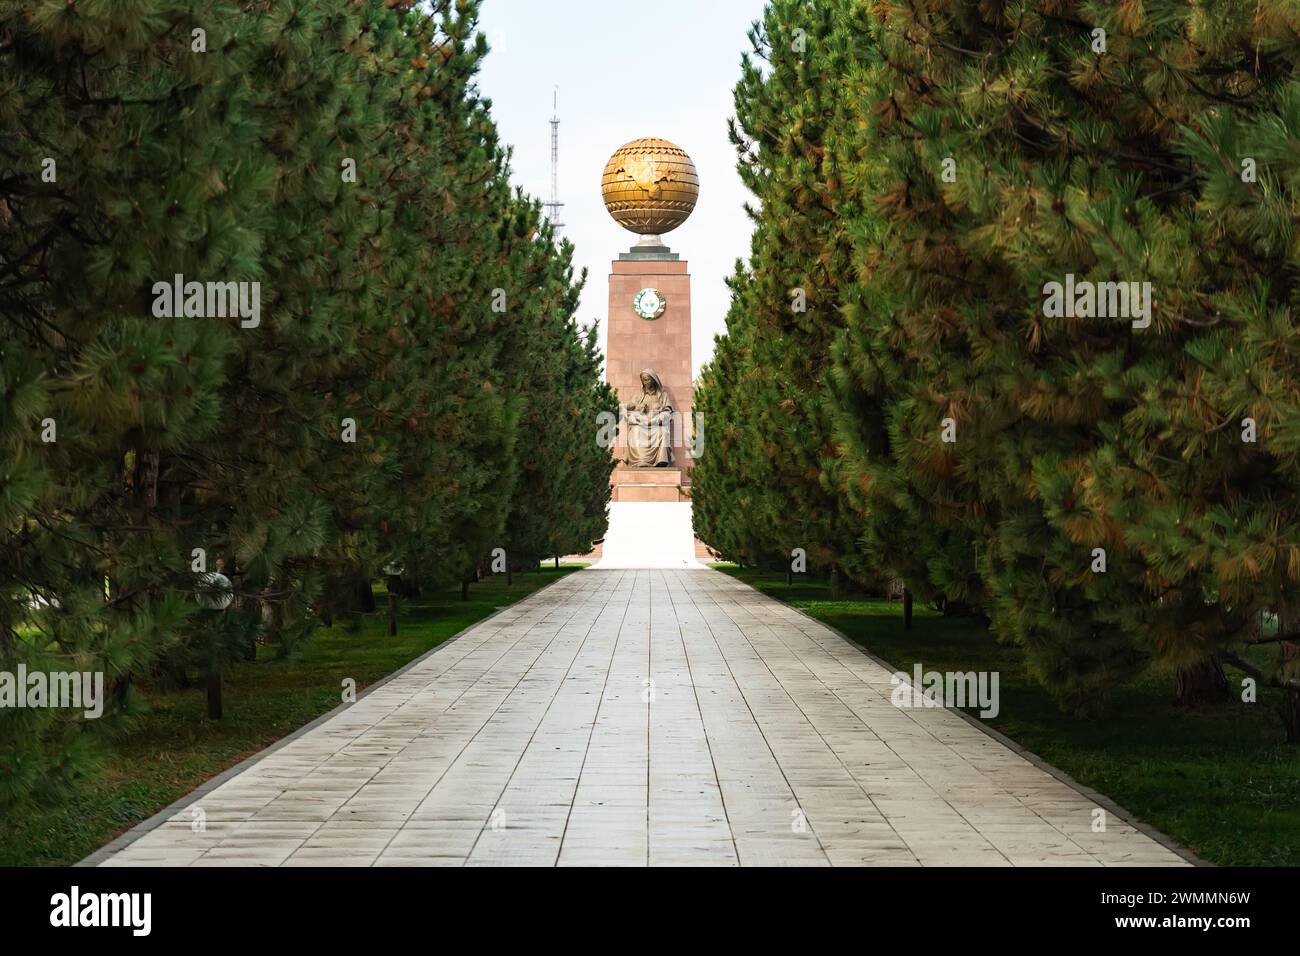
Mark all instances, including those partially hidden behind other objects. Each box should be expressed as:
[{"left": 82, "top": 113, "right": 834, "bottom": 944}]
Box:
[{"left": 633, "top": 287, "right": 666, "bottom": 320}]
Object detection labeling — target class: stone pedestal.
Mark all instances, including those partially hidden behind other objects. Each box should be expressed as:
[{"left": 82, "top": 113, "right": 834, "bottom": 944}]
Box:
[
  {"left": 607, "top": 254, "right": 693, "bottom": 475},
  {"left": 582, "top": 241, "right": 714, "bottom": 566},
  {"left": 611, "top": 466, "right": 688, "bottom": 503}
]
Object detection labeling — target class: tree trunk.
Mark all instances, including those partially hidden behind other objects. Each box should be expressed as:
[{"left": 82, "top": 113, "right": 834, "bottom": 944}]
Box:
[
  {"left": 554, "top": 556, "right": 560, "bottom": 569},
  {"left": 1280, "top": 665, "right": 1300, "bottom": 744},
  {"left": 259, "top": 582, "right": 279, "bottom": 648},
  {"left": 355, "top": 576, "right": 376, "bottom": 613},
  {"left": 1175, "top": 655, "right": 1231, "bottom": 707},
  {"left": 829, "top": 567, "right": 840, "bottom": 601},
  {"left": 110, "top": 674, "right": 133, "bottom": 710},
  {"left": 206, "top": 667, "right": 223, "bottom": 720},
  {"left": 904, "top": 588, "right": 913, "bottom": 632},
  {"left": 507, "top": 567, "right": 513, "bottom": 586},
  {"left": 133, "top": 447, "right": 160, "bottom": 512},
  {"left": 786, "top": 569, "right": 793, "bottom": 586},
  {"left": 461, "top": 579, "right": 470, "bottom": 601},
  {"left": 1279, "top": 609, "right": 1300, "bottom": 744},
  {"left": 386, "top": 574, "right": 399, "bottom": 636}
]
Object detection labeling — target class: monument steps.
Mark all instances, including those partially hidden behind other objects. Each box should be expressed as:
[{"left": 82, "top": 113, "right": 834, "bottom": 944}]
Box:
[
  {"left": 611, "top": 465, "right": 689, "bottom": 502},
  {"left": 615, "top": 467, "right": 684, "bottom": 485},
  {"left": 617, "top": 485, "right": 686, "bottom": 503}
]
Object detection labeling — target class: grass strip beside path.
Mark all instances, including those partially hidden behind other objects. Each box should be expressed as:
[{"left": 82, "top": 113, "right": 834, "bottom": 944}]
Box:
[
  {"left": 1, "top": 566, "right": 581, "bottom": 867},
  {"left": 715, "top": 564, "right": 1300, "bottom": 867}
]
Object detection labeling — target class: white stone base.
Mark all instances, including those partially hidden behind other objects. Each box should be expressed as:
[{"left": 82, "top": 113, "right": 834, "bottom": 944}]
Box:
[{"left": 593, "top": 501, "right": 704, "bottom": 569}]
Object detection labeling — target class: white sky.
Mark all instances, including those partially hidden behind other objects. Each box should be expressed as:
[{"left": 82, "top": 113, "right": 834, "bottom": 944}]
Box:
[{"left": 475, "top": 0, "right": 768, "bottom": 378}]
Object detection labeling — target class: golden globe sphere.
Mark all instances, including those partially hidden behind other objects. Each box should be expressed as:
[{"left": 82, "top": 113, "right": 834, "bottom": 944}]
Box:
[{"left": 601, "top": 137, "right": 699, "bottom": 236}]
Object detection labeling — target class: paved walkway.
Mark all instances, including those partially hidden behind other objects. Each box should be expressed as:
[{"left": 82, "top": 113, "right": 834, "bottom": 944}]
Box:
[{"left": 91, "top": 569, "right": 1190, "bottom": 867}]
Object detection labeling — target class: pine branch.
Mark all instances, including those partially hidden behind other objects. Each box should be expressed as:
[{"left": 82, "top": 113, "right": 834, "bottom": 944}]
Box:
[
  {"left": 1245, "top": 632, "right": 1300, "bottom": 647},
  {"left": 1222, "top": 651, "right": 1300, "bottom": 691}
]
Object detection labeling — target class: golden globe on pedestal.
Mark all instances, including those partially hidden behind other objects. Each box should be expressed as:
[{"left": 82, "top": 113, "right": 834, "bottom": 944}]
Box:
[{"left": 600, "top": 137, "right": 699, "bottom": 239}]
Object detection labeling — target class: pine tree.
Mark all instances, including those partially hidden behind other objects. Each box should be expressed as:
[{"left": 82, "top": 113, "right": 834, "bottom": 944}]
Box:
[
  {"left": 501, "top": 230, "right": 615, "bottom": 570},
  {"left": 2, "top": 0, "right": 276, "bottom": 786},
  {"left": 692, "top": 264, "right": 784, "bottom": 567},
  {"left": 833, "top": 1, "right": 1300, "bottom": 722},
  {"left": 692, "top": 0, "right": 871, "bottom": 588},
  {"left": 553, "top": 319, "right": 618, "bottom": 559},
  {"left": 0, "top": 0, "right": 615, "bottom": 801}
]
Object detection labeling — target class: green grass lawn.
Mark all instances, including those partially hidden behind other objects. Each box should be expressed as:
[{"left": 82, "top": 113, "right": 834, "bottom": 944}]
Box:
[
  {"left": 0, "top": 565, "right": 581, "bottom": 867},
  {"left": 714, "top": 564, "right": 1300, "bottom": 867}
]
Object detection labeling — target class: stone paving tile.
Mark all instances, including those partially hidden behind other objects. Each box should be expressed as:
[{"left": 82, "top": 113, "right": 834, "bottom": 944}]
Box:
[{"left": 93, "top": 569, "right": 1191, "bottom": 867}]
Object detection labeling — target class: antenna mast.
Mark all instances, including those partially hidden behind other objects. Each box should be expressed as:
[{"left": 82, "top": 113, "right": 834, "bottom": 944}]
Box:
[{"left": 544, "top": 87, "right": 564, "bottom": 234}]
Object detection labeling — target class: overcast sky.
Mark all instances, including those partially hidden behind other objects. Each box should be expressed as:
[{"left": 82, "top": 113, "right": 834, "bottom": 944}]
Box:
[{"left": 475, "top": 0, "right": 768, "bottom": 378}]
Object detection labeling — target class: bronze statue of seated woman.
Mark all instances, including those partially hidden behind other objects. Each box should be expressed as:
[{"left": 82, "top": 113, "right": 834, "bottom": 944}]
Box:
[{"left": 624, "top": 368, "right": 673, "bottom": 467}]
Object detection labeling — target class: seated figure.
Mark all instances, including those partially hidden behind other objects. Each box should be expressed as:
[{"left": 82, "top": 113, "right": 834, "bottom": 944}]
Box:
[{"left": 624, "top": 368, "right": 673, "bottom": 467}]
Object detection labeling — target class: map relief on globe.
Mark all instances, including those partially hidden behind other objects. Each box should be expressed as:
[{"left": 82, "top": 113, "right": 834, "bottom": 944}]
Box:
[{"left": 601, "top": 137, "right": 699, "bottom": 237}]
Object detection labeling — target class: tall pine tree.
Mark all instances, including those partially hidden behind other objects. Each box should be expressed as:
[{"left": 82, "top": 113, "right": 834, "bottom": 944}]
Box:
[{"left": 693, "top": 0, "right": 871, "bottom": 589}]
